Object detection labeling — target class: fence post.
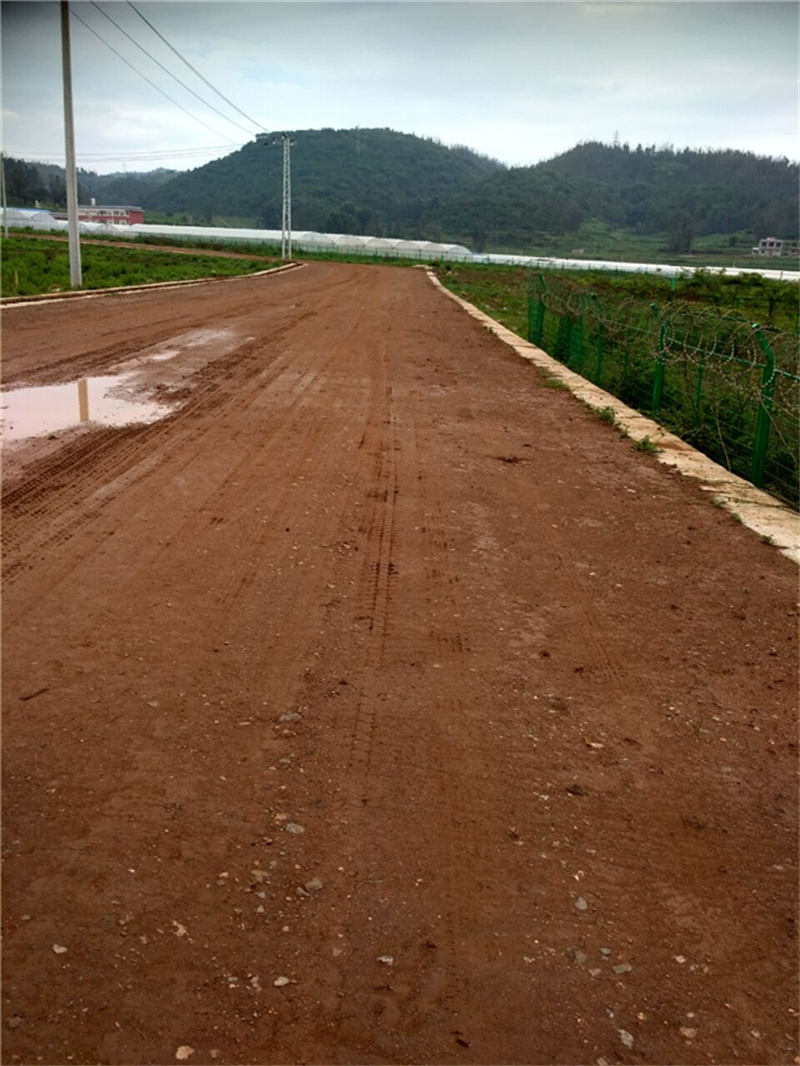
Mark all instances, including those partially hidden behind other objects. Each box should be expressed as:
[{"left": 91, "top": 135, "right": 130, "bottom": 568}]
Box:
[
  {"left": 651, "top": 302, "right": 666, "bottom": 414},
  {"left": 588, "top": 294, "right": 604, "bottom": 384},
  {"left": 555, "top": 314, "right": 572, "bottom": 363},
  {"left": 533, "top": 300, "right": 545, "bottom": 346},
  {"left": 751, "top": 324, "right": 777, "bottom": 488},
  {"left": 570, "top": 315, "right": 584, "bottom": 369},
  {"left": 528, "top": 275, "right": 546, "bottom": 345},
  {"left": 537, "top": 275, "right": 547, "bottom": 345}
]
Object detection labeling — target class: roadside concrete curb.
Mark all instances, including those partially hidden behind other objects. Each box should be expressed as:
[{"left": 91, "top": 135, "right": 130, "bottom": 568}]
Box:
[
  {"left": 1, "top": 260, "right": 303, "bottom": 309},
  {"left": 427, "top": 268, "right": 800, "bottom": 566}
]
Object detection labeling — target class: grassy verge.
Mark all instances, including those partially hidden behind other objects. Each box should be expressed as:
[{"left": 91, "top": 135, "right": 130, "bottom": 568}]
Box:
[
  {"left": 0, "top": 235, "right": 281, "bottom": 297},
  {"left": 436, "top": 261, "right": 799, "bottom": 508},
  {"left": 435, "top": 260, "right": 800, "bottom": 333},
  {"left": 6, "top": 229, "right": 437, "bottom": 273}
]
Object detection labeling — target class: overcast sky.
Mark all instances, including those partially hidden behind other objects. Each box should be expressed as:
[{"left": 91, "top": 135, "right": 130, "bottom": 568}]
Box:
[{"left": 2, "top": 1, "right": 798, "bottom": 175}]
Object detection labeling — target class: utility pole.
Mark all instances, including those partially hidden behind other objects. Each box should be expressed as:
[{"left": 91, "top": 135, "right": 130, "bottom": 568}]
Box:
[
  {"left": 61, "top": 0, "right": 82, "bottom": 286},
  {"left": 257, "top": 132, "right": 296, "bottom": 259},
  {"left": 1, "top": 152, "right": 8, "bottom": 240}
]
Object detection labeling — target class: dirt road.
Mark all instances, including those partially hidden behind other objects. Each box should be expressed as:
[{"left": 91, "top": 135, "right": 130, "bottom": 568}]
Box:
[{"left": 2, "top": 263, "right": 797, "bottom": 1066}]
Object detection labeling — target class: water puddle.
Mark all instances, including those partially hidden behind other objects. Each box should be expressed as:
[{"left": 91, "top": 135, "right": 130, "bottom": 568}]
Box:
[
  {"left": 1, "top": 327, "right": 242, "bottom": 445},
  {"left": 0, "top": 374, "right": 174, "bottom": 443}
]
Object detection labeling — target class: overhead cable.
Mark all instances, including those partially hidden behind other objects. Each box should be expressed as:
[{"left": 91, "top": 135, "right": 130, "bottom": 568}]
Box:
[
  {"left": 127, "top": 1, "right": 265, "bottom": 132},
  {"left": 69, "top": 7, "right": 240, "bottom": 146},
  {"left": 7, "top": 147, "right": 233, "bottom": 167},
  {"left": 8, "top": 147, "right": 231, "bottom": 160},
  {"left": 89, "top": 2, "right": 258, "bottom": 138},
  {"left": 76, "top": 145, "right": 233, "bottom": 159}
]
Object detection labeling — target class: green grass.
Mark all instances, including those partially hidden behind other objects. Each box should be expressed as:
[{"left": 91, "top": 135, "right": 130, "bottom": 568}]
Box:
[
  {"left": 0, "top": 235, "right": 280, "bottom": 296},
  {"left": 479, "top": 222, "right": 795, "bottom": 272},
  {"left": 539, "top": 372, "right": 569, "bottom": 390},
  {"left": 633, "top": 435, "right": 660, "bottom": 454},
  {"left": 437, "top": 260, "right": 800, "bottom": 333},
  {"left": 437, "top": 264, "right": 529, "bottom": 337},
  {"left": 594, "top": 405, "right": 618, "bottom": 426},
  {"left": 9, "top": 228, "right": 440, "bottom": 274},
  {"left": 437, "top": 261, "right": 798, "bottom": 508}
]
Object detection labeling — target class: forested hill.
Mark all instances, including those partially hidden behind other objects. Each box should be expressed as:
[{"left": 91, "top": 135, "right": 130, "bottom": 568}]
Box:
[
  {"left": 5, "top": 128, "right": 503, "bottom": 237},
  {"left": 147, "top": 128, "right": 504, "bottom": 235},
  {"left": 3, "top": 158, "right": 177, "bottom": 213},
  {"left": 6, "top": 134, "right": 797, "bottom": 252},
  {"left": 442, "top": 142, "right": 799, "bottom": 250}
]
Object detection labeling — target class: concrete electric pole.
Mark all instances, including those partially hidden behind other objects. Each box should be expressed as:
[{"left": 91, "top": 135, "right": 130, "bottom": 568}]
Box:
[
  {"left": 61, "top": 0, "right": 82, "bottom": 286},
  {"left": 257, "top": 132, "right": 296, "bottom": 259},
  {"left": 1, "top": 152, "right": 8, "bottom": 240}
]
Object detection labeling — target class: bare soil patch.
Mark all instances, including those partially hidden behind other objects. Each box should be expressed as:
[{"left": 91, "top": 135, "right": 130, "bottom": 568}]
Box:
[{"left": 2, "top": 263, "right": 797, "bottom": 1065}]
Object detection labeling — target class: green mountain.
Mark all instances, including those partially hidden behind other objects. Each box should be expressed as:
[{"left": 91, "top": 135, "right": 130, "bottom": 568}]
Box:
[
  {"left": 87, "top": 168, "right": 178, "bottom": 206},
  {"left": 441, "top": 142, "right": 799, "bottom": 250},
  {"left": 144, "top": 128, "right": 504, "bottom": 235},
  {"left": 3, "top": 158, "right": 177, "bottom": 212},
  {"left": 6, "top": 133, "right": 797, "bottom": 255}
]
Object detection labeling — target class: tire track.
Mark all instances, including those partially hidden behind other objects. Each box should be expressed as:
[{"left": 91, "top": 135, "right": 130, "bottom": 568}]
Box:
[
  {"left": 1, "top": 313, "right": 319, "bottom": 592},
  {"left": 2, "top": 261, "right": 797, "bottom": 1066}
]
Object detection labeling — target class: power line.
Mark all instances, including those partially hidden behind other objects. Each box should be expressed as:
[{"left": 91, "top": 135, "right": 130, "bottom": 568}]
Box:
[
  {"left": 69, "top": 7, "right": 240, "bottom": 146},
  {"left": 14, "top": 155, "right": 229, "bottom": 167},
  {"left": 127, "top": 1, "right": 265, "bottom": 132},
  {"left": 9, "top": 145, "right": 234, "bottom": 160},
  {"left": 83, "top": 146, "right": 233, "bottom": 160},
  {"left": 89, "top": 1, "right": 258, "bottom": 138}
]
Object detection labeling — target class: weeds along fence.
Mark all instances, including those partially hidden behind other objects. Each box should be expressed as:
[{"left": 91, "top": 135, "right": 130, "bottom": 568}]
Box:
[{"left": 527, "top": 274, "right": 800, "bottom": 508}]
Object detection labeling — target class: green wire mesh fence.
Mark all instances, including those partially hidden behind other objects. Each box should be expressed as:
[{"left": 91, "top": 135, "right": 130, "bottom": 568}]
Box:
[{"left": 528, "top": 274, "right": 800, "bottom": 508}]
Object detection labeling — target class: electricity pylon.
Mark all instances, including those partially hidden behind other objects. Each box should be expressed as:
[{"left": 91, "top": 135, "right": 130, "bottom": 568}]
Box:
[{"left": 257, "top": 132, "right": 296, "bottom": 259}]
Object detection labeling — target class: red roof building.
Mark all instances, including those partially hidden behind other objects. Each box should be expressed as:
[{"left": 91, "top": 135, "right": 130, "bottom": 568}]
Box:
[{"left": 53, "top": 204, "right": 144, "bottom": 225}]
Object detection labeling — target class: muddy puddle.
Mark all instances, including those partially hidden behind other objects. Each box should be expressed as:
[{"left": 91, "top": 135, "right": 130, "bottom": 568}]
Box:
[
  {"left": 1, "top": 327, "right": 246, "bottom": 447},
  {"left": 0, "top": 374, "right": 174, "bottom": 442}
]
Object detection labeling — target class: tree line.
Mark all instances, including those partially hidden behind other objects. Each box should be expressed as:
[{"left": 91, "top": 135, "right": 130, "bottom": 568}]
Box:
[{"left": 5, "top": 133, "right": 798, "bottom": 253}]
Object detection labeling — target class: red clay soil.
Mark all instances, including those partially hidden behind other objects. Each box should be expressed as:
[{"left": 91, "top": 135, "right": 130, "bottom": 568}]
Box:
[{"left": 2, "top": 263, "right": 798, "bottom": 1066}]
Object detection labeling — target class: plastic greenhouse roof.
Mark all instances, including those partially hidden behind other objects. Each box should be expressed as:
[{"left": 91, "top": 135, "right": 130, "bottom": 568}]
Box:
[{"left": 5, "top": 213, "right": 797, "bottom": 281}]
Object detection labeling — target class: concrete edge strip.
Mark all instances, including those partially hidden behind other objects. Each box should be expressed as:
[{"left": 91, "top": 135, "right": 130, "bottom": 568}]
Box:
[
  {"left": 426, "top": 268, "right": 800, "bottom": 566},
  {"left": 1, "top": 261, "right": 304, "bottom": 309}
]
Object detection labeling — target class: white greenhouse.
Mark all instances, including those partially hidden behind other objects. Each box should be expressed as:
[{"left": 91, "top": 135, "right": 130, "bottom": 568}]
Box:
[
  {"left": 3, "top": 208, "right": 798, "bottom": 281},
  {"left": 363, "top": 237, "right": 399, "bottom": 255}
]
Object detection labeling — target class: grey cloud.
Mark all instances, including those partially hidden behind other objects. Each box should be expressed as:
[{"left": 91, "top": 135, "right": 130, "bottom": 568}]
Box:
[{"left": 2, "top": 1, "right": 796, "bottom": 172}]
